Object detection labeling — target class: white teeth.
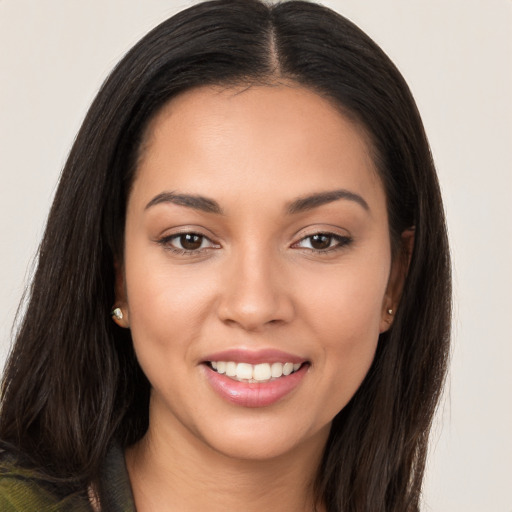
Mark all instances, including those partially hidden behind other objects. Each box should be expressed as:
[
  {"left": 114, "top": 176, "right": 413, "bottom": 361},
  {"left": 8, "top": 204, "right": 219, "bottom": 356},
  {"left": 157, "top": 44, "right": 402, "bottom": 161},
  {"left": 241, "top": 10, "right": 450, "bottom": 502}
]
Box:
[
  {"left": 209, "top": 361, "right": 303, "bottom": 382},
  {"left": 271, "top": 362, "right": 283, "bottom": 378},
  {"left": 225, "top": 361, "right": 237, "bottom": 377},
  {"left": 282, "top": 362, "right": 294, "bottom": 376},
  {"left": 236, "top": 363, "right": 253, "bottom": 380},
  {"left": 253, "top": 363, "right": 271, "bottom": 381}
]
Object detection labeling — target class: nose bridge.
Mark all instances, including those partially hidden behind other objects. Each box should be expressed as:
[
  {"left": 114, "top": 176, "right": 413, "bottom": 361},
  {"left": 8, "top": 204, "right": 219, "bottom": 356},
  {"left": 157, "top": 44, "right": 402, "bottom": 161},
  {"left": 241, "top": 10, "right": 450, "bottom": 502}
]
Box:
[{"left": 217, "top": 239, "right": 293, "bottom": 330}]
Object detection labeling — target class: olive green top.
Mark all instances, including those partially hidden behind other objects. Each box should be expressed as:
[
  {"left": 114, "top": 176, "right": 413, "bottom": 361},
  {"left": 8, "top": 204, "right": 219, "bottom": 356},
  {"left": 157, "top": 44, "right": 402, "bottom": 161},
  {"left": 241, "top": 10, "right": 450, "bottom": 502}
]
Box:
[{"left": 0, "top": 444, "right": 136, "bottom": 511}]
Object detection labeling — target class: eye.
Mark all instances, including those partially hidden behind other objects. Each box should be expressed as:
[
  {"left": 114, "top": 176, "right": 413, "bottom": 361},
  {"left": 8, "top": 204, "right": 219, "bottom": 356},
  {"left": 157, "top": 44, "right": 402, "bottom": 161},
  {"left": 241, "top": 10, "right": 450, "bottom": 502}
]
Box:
[
  {"left": 293, "top": 233, "right": 352, "bottom": 252},
  {"left": 159, "top": 232, "right": 218, "bottom": 253}
]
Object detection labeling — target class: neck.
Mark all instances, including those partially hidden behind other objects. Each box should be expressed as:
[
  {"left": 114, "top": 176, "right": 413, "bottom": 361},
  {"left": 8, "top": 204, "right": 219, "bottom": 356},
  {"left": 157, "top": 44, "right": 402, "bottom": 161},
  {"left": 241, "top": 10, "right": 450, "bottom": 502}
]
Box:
[{"left": 125, "top": 414, "right": 328, "bottom": 512}]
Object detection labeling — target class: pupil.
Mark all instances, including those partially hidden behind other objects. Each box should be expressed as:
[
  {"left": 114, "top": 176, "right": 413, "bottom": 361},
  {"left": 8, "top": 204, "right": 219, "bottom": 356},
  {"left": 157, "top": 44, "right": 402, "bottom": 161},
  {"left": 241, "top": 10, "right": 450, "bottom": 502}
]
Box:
[
  {"left": 181, "top": 234, "right": 202, "bottom": 250},
  {"left": 311, "top": 234, "right": 331, "bottom": 250}
]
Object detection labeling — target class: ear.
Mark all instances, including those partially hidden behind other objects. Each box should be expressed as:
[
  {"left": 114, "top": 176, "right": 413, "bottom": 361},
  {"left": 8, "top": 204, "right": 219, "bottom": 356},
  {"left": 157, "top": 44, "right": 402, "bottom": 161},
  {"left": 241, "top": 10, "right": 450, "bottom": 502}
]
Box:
[
  {"left": 111, "top": 260, "right": 130, "bottom": 328},
  {"left": 379, "top": 227, "right": 415, "bottom": 333}
]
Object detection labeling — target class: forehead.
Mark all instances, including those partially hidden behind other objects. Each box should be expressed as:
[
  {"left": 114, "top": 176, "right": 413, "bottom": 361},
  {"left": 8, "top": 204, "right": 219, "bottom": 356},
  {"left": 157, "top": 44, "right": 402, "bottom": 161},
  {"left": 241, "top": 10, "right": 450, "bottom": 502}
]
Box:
[{"left": 131, "top": 84, "right": 384, "bottom": 214}]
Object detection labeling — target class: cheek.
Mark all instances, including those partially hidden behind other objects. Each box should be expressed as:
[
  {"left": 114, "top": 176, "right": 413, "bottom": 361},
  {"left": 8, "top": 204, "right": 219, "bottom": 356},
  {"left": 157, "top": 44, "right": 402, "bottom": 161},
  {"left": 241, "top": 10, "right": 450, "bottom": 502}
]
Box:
[
  {"left": 124, "top": 246, "right": 218, "bottom": 357},
  {"left": 306, "top": 297, "right": 382, "bottom": 419},
  {"left": 314, "top": 295, "right": 381, "bottom": 382},
  {"left": 301, "top": 258, "right": 389, "bottom": 338},
  {"left": 124, "top": 263, "right": 219, "bottom": 410},
  {"left": 297, "top": 254, "right": 390, "bottom": 393}
]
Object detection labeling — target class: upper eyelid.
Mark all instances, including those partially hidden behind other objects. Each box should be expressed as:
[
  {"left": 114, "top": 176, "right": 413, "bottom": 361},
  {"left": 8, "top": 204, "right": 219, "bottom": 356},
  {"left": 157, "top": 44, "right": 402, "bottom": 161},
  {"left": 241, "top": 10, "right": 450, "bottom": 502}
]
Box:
[
  {"left": 291, "top": 225, "right": 351, "bottom": 241},
  {"left": 156, "top": 227, "right": 351, "bottom": 248},
  {"left": 162, "top": 232, "right": 218, "bottom": 246},
  {"left": 292, "top": 232, "right": 351, "bottom": 246},
  {"left": 162, "top": 231, "right": 211, "bottom": 240},
  {"left": 156, "top": 225, "right": 219, "bottom": 241},
  {"left": 157, "top": 233, "right": 220, "bottom": 257}
]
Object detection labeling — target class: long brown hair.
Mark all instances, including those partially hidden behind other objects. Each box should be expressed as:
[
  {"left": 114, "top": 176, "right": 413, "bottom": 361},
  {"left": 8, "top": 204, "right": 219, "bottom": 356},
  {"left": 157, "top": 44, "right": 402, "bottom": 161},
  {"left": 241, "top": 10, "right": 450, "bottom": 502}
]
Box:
[{"left": 0, "top": 1, "right": 451, "bottom": 510}]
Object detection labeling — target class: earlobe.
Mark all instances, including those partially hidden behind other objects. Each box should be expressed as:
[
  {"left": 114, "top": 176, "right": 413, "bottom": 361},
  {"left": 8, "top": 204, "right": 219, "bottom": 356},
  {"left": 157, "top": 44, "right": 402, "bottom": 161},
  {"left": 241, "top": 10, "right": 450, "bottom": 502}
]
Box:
[
  {"left": 111, "top": 306, "right": 129, "bottom": 328},
  {"left": 111, "top": 260, "right": 130, "bottom": 328},
  {"left": 379, "top": 227, "right": 415, "bottom": 333},
  {"left": 379, "top": 306, "right": 394, "bottom": 333}
]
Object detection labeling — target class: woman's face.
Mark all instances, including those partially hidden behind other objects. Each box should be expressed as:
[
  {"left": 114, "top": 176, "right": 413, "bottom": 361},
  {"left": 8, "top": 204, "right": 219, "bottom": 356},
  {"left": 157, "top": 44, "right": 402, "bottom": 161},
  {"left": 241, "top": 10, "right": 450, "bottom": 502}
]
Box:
[{"left": 119, "top": 84, "right": 398, "bottom": 460}]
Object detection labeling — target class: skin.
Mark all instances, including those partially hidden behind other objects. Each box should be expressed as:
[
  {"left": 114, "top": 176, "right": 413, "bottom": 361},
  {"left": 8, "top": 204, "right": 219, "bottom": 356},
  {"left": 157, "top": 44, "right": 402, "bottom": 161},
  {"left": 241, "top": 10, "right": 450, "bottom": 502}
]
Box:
[{"left": 115, "top": 84, "right": 404, "bottom": 512}]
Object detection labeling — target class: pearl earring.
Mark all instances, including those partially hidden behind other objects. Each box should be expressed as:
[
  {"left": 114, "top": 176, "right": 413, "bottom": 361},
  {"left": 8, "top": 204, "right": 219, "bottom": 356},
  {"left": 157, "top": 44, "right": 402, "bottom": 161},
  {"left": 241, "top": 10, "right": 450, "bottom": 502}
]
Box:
[
  {"left": 387, "top": 308, "right": 393, "bottom": 315},
  {"left": 111, "top": 307, "right": 123, "bottom": 320}
]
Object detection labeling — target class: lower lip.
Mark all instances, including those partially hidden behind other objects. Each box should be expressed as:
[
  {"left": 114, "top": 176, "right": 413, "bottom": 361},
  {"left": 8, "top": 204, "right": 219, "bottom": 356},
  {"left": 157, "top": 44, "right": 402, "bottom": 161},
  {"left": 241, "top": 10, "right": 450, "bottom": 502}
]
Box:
[{"left": 203, "top": 364, "right": 308, "bottom": 408}]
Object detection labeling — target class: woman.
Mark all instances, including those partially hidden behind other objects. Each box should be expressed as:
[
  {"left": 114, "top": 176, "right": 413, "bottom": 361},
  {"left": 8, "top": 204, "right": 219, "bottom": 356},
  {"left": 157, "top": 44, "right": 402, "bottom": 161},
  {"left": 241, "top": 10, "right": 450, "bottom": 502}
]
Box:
[{"left": 0, "top": 0, "right": 451, "bottom": 510}]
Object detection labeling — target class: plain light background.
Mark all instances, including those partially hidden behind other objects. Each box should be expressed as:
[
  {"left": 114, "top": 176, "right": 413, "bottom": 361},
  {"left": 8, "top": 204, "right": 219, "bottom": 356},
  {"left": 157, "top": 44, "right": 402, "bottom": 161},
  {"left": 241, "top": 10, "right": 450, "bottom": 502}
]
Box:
[{"left": 1, "top": 1, "right": 511, "bottom": 510}]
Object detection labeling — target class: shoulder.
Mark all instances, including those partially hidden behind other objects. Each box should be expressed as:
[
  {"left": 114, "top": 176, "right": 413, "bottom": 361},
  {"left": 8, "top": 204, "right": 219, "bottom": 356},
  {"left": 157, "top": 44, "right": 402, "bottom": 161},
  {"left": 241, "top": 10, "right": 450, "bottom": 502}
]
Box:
[{"left": 0, "top": 449, "right": 92, "bottom": 512}]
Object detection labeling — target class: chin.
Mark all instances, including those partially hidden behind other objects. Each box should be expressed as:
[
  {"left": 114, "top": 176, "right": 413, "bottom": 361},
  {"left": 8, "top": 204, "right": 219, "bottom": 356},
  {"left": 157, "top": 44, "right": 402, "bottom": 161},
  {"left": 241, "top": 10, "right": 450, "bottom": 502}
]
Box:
[{"left": 187, "top": 412, "right": 332, "bottom": 463}]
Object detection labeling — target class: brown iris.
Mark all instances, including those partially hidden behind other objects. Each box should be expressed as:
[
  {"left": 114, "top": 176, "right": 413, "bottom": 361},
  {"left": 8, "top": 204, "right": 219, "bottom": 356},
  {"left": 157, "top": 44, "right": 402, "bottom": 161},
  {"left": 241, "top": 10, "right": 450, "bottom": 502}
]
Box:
[
  {"left": 179, "top": 233, "right": 203, "bottom": 250},
  {"left": 309, "top": 234, "right": 333, "bottom": 250}
]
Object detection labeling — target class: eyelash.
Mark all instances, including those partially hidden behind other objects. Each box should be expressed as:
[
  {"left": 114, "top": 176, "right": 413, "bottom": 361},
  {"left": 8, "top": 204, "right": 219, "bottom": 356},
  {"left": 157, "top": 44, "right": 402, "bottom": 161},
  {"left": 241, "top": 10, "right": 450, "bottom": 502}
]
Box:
[
  {"left": 292, "top": 233, "right": 352, "bottom": 253},
  {"left": 158, "top": 231, "right": 352, "bottom": 256},
  {"left": 158, "top": 232, "right": 219, "bottom": 255}
]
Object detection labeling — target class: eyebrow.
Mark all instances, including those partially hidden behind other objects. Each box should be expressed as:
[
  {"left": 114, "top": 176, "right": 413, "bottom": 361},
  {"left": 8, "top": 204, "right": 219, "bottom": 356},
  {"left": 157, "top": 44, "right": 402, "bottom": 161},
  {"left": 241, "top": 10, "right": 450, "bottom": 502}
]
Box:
[
  {"left": 287, "top": 189, "right": 369, "bottom": 214},
  {"left": 145, "top": 188, "right": 369, "bottom": 216},
  {"left": 145, "top": 191, "right": 223, "bottom": 214}
]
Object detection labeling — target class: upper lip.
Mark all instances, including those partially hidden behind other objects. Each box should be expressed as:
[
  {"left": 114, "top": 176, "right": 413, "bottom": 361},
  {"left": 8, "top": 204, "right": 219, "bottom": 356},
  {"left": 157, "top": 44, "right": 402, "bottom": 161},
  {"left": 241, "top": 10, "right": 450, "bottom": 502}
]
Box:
[{"left": 202, "top": 348, "right": 307, "bottom": 365}]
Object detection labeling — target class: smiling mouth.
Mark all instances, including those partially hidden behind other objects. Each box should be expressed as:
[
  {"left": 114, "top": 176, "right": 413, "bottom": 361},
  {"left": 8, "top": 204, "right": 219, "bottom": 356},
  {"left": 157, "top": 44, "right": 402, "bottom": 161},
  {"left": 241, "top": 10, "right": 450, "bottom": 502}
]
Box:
[{"left": 207, "top": 361, "right": 306, "bottom": 383}]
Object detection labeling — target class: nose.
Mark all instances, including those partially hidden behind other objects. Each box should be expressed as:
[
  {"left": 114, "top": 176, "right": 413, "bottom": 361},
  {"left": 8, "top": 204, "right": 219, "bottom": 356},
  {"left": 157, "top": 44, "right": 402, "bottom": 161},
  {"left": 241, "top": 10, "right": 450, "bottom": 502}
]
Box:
[{"left": 216, "top": 244, "right": 295, "bottom": 332}]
